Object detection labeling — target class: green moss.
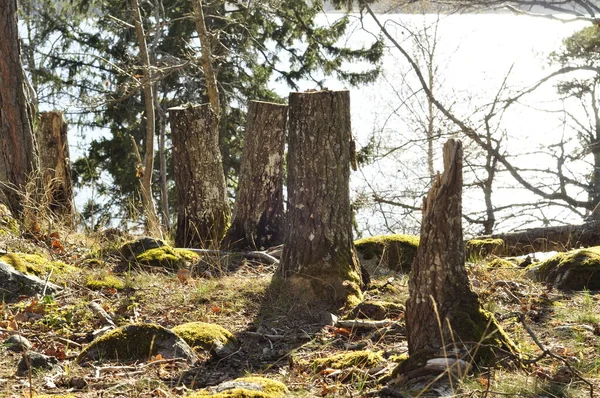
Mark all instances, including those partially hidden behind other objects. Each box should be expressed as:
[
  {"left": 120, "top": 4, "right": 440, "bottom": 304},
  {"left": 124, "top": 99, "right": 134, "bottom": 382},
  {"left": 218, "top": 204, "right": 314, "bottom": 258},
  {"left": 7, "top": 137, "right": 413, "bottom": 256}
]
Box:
[
  {"left": 135, "top": 246, "right": 199, "bottom": 271},
  {"left": 312, "top": 350, "right": 383, "bottom": 370},
  {"left": 172, "top": 322, "right": 235, "bottom": 353},
  {"left": 533, "top": 247, "right": 600, "bottom": 290},
  {"left": 85, "top": 274, "right": 125, "bottom": 290},
  {"left": 465, "top": 238, "right": 504, "bottom": 260},
  {"left": 186, "top": 376, "right": 287, "bottom": 397},
  {"left": 347, "top": 300, "right": 405, "bottom": 320},
  {"left": 0, "top": 203, "right": 19, "bottom": 236},
  {"left": 486, "top": 257, "right": 518, "bottom": 268},
  {"left": 354, "top": 234, "right": 419, "bottom": 272},
  {"left": 0, "top": 252, "right": 76, "bottom": 277}
]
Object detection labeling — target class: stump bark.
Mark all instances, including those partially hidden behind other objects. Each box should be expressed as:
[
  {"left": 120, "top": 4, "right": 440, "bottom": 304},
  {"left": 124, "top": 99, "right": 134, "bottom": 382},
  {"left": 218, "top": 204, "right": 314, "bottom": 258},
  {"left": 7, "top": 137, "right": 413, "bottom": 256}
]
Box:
[
  {"left": 36, "top": 112, "right": 74, "bottom": 226},
  {"left": 223, "top": 101, "right": 287, "bottom": 250},
  {"left": 168, "top": 104, "right": 230, "bottom": 247},
  {"left": 277, "top": 90, "right": 362, "bottom": 309},
  {"left": 405, "top": 139, "right": 515, "bottom": 360}
]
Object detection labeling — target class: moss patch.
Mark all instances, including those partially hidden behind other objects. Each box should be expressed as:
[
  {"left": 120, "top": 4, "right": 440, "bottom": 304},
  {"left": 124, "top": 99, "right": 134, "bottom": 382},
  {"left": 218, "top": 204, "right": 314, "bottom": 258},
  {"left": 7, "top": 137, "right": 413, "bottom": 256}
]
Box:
[
  {"left": 465, "top": 238, "right": 504, "bottom": 260},
  {"left": 187, "top": 376, "right": 287, "bottom": 397},
  {"left": 347, "top": 300, "right": 405, "bottom": 320},
  {"left": 0, "top": 203, "right": 19, "bottom": 236},
  {"left": 134, "top": 246, "right": 199, "bottom": 271},
  {"left": 85, "top": 273, "right": 125, "bottom": 290},
  {"left": 172, "top": 321, "right": 236, "bottom": 354},
  {"left": 312, "top": 350, "right": 383, "bottom": 371},
  {"left": 354, "top": 234, "right": 419, "bottom": 272},
  {"left": 0, "top": 252, "right": 76, "bottom": 278},
  {"left": 531, "top": 246, "right": 600, "bottom": 290},
  {"left": 487, "top": 257, "right": 518, "bottom": 269}
]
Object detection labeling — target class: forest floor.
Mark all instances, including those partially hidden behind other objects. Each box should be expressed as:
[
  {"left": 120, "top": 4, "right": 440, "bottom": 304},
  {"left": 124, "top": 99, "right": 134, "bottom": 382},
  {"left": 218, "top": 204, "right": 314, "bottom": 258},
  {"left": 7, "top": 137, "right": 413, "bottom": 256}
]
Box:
[{"left": 0, "top": 230, "right": 600, "bottom": 398}]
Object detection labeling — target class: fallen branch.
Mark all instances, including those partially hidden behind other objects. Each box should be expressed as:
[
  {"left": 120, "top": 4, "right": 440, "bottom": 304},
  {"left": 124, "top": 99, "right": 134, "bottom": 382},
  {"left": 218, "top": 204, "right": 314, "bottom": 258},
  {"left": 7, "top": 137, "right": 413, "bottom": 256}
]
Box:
[
  {"left": 182, "top": 248, "right": 280, "bottom": 265},
  {"left": 335, "top": 319, "right": 392, "bottom": 329}
]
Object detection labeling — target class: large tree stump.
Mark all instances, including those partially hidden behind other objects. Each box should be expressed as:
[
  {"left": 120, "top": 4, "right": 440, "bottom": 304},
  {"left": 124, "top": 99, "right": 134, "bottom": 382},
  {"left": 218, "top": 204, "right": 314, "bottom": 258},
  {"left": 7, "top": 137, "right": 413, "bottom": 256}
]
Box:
[
  {"left": 223, "top": 101, "right": 287, "bottom": 250},
  {"left": 277, "top": 90, "right": 363, "bottom": 310},
  {"left": 168, "top": 104, "right": 230, "bottom": 247},
  {"left": 405, "top": 139, "right": 515, "bottom": 363},
  {"left": 36, "top": 112, "right": 74, "bottom": 226},
  {"left": 0, "top": 0, "right": 39, "bottom": 218}
]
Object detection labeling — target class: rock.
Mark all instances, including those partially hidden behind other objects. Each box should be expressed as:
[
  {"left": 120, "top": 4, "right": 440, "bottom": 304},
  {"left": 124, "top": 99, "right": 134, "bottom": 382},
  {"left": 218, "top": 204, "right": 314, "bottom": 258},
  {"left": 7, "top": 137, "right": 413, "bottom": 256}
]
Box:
[
  {"left": 120, "top": 236, "right": 167, "bottom": 261},
  {"left": 0, "top": 261, "right": 62, "bottom": 301},
  {"left": 77, "top": 323, "right": 198, "bottom": 364},
  {"left": 317, "top": 311, "right": 338, "bottom": 326},
  {"left": 195, "top": 376, "right": 288, "bottom": 397},
  {"left": 171, "top": 322, "right": 237, "bottom": 359},
  {"left": 354, "top": 235, "right": 419, "bottom": 273},
  {"left": 4, "top": 335, "right": 32, "bottom": 352},
  {"left": 465, "top": 238, "right": 504, "bottom": 259},
  {"left": 0, "top": 203, "right": 19, "bottom": 236},
  {"left": 348, "top": 301, "right": 405, "bottom": 320},
  {"left": 526, "top": 247, "right": 600, "bottom": 290},
  {"left": 16, "top": 352, "right": 62, "bottom": 377}
]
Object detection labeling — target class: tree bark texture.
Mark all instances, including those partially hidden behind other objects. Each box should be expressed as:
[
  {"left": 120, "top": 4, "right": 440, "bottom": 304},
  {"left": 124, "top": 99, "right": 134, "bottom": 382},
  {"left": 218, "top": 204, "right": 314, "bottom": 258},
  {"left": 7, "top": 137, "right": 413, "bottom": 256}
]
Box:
[
  {"left": 36, "top": 112, "right": 74, "bottom": 226},
  {"left": 223, "top": 101, "right": 287, "bottom": 250},
  {"left": 0, "top": 0, "right": 38, "bottom": 217},
  {"left": 406, "top": 139, "right": 511, "bottom": 357},
  {"left": 277, "top": 90, "right": 362, "bottom": 309},
  {"left": 473, "top": 221, "right": 600, "bottom": 257},
  {"left": 168, "top": 104, "right": 230, "bottom": 247}
]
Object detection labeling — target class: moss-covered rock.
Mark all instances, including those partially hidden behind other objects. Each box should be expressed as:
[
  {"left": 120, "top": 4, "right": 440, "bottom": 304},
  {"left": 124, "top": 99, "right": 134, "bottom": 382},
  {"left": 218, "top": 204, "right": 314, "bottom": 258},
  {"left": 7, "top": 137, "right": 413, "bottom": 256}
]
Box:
[
  {"left": 312, "top": 350, "right": 384, "bottom": 371},
  {"left": 465, "top": 238, "right": 504, "bottom": 260},
  {"left": 0, "top": 203, "right": 19, "bottom": 236},
  {"left": 527, "top": 247, "right": 600, "bottom": 290},
  {"left": 486, "top": 257, "right": 518, "bottom": 269},
  {"left": 0, "top": 252, "right": 76, "bottom": 278},
  {"left": 172, "top": 321, "right": 237, "bottom": 358},
  {"left": 85, "top": 273, "right": 125, "bottom": 290},
  {"left": 187, "top": 376, "right": 288, "bottom": 397},
  {"left": 354, "top": 234, "right": 419, "bottom": 272},
  {"left": 120, "top": 236, "right": 167, "bottom": 260},
  {"left": 77, "top": 323, "right": 198, "bottom": 364},
  {"left": 133, "top": 246, "right": 200, "bottom": 272}
]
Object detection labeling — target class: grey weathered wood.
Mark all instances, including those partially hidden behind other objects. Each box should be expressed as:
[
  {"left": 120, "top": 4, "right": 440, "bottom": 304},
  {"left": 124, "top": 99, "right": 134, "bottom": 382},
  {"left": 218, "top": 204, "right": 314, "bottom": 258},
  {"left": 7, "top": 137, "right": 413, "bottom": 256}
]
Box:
[
  {"left": 36, "top": 111, "right": 74, "bottom": 226},
  {"left": 223, "top": 100, "right": 287, "bottom": 250},
  {"left": 277, "top": 90, "right": 363, "bottom": 309},
  {"left": 168, "top": 104, "right": 230, "bottom": 247}
]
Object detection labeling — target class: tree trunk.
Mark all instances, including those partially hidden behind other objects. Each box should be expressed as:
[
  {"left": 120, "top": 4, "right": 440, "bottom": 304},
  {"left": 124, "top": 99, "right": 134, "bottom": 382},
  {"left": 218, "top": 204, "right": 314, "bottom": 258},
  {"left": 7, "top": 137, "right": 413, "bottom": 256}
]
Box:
[
  {"left": 168, "top": 104, "right": 230, "bottom": 248},
  {"left": 405, "top": 139, "right": 514, "bottom": 362},
  {"left": 277, "top": 90, "right": 363, "bottom": 310},
  {"left": 223, "top": 101, "right": 287, "bottom": 250},
  {"left": 130, "top": 0, "right": 161, "bottom": 237},
  {"left": 36, "top": 112, "right": 74, "bottom": 226},
  {"left": 0, "top": 0, "right": 39, "bottom": 218},
  {"left": 472, "top": 221, "right": 600, "bottom": 257}
]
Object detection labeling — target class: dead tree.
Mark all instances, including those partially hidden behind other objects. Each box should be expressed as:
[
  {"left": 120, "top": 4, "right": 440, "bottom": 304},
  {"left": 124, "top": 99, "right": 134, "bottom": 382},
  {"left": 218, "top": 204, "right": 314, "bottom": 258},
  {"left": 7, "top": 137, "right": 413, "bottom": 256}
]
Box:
[
  {"left": 223, "top": 101, "right": 287, "bottom": 250},
  {"left": 168, "top": 104, "right": 230, "bottom": 248},
  {"left": 36, "top": 112, "right": 74, "bottom": 226},
  {"left": 0, "top": 0, "right": 39, "bottom": 218},
  {"left": 405, "top": 139, "right": 515, "bottom": 365},
  {"left": 277, "top": 90, "right": 363, "bottom": 309}
]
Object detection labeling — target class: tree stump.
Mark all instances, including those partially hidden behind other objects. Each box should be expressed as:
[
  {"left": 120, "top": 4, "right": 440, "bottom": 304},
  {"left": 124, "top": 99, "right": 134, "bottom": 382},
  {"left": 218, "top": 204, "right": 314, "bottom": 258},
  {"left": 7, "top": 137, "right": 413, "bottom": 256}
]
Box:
[
  {"left": 168, "top": 104, "right": 230, "bottom": 247},
  {"left": 36, "top": 112, "right": 74, "bottom": 226},
  {"left": 405, "top": 139, "right": 515, "bottom": 363},
  {"left": 223, "top": 101, "right": 287, "bottom": 250},
  {"left": 277, "top": 90, "right": 363, "bottom": 310}
]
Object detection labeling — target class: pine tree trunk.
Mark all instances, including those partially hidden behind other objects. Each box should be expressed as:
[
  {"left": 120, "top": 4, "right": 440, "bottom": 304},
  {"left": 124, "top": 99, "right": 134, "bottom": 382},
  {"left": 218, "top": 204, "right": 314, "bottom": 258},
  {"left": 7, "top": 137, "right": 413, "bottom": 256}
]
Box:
[
  {"left": 223, "top": 101, "right": 287, "bottom": 250},
  {"left": 0, "top": 0, "right": 39, "bottom": 218},
  {"left": 168, "top": 104, "right": 230, "bottom": 247},
  {"left": 405, "top": 139, "right": 514, "bottom": 361},
  {"left": 277, "top": 90, "right": 363, "bottom": 310},
  {"left": 37, "top": 112, "right": 74, "bottom": 226}
]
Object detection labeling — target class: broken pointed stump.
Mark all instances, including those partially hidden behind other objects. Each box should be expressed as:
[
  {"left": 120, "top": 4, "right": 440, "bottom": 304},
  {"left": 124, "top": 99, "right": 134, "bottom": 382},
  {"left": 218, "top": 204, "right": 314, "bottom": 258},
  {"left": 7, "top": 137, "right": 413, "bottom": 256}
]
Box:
[
  {"left": 168, "top": 104, "right": 230, "bottom": 248},
  {"left": 276, "top": 90, "right": 363, "bottom": 310},
  {"left": 223, "top": 101, "right": 287, "bottom": 250},
  {"left": 404, "top": 139, "right": 517, "bottom": 371},
  {"left": 36, "top": 111, "right": 74, "bottom": 227}
]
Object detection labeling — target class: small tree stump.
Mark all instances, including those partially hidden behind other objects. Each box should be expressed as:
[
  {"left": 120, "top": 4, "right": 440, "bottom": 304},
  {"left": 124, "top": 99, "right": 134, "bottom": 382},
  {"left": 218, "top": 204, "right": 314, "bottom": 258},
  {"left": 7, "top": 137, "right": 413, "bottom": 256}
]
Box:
[
  {"left": 168, "top": 104, "right": 230, "bottom": 247},
  {"left": 223, "top": 101, "right": 287, "bottom": 250},
  {"left": 405, "top": 139, "right": 516, "bottom": 364},
  {"left": 37, "top": 111, "right": 74, "bottom": 226},
  {"left": 277, "top": 90, "right": 362, "bottom": 310}
]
